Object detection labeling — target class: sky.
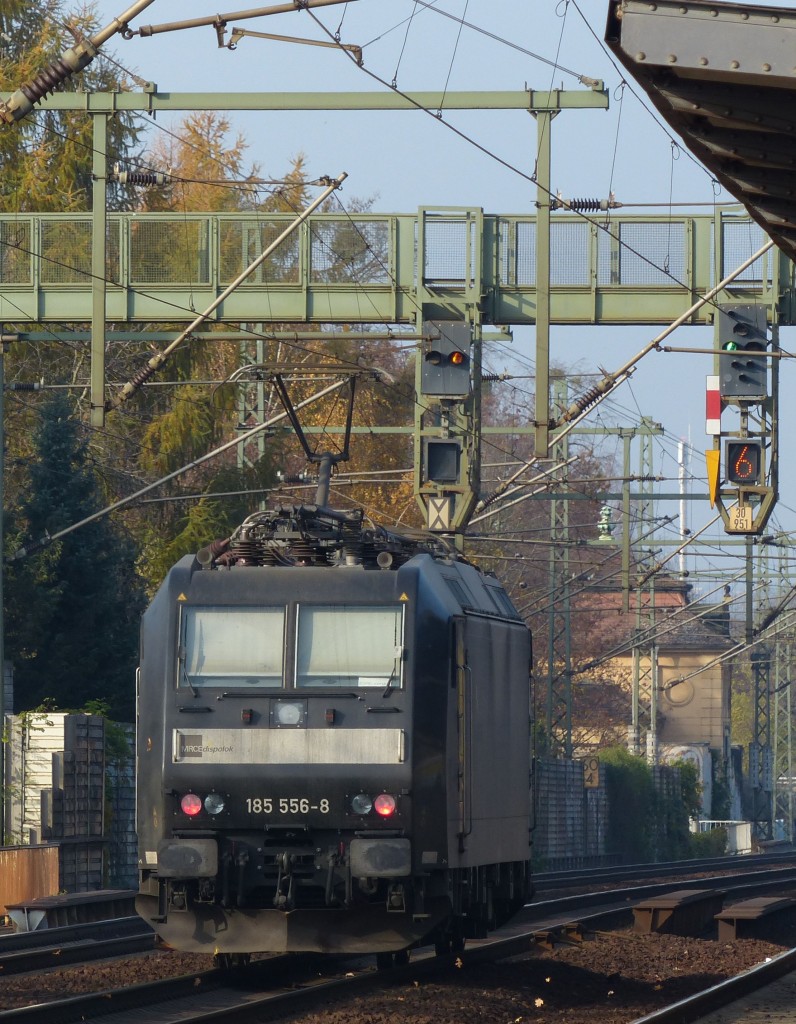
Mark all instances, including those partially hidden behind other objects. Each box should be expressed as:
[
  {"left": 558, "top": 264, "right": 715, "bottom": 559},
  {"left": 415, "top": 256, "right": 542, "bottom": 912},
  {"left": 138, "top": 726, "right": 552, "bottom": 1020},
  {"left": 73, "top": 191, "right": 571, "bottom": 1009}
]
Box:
[{"left": 85, "top": 0, "right": 796, "bottom": 603}]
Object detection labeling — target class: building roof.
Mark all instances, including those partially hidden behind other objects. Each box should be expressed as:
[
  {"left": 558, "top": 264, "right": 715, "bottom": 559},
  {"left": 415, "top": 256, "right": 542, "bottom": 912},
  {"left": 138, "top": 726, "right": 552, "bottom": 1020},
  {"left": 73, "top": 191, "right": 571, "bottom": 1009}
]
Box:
[{"left": 576, "top": 583, "right": 734, "bottom": 656}]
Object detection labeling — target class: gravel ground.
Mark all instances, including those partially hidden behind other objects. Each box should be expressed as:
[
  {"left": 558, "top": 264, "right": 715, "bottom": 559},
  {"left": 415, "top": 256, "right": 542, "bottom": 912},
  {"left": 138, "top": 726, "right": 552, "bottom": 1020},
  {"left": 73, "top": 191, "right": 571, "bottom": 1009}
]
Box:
[
  {"left": 0, "top": 928, "right": 791, "bottom": 1022},
  {"left": 280, "top": 931, "right": 792, "bottom": 1024}
]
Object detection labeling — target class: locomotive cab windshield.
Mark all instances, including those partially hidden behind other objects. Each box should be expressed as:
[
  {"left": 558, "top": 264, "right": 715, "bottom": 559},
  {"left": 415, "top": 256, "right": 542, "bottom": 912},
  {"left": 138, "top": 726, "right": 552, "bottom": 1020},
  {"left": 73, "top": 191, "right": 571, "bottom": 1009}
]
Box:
[
  {"left": 180, "top": 606, "right": 285, "bottom": 689},
  {"left": 295, "top": 604, "right": 404, "bottom": 689},
  {"left": 179, "top": 602, "right": 405, "bottom": 691}
]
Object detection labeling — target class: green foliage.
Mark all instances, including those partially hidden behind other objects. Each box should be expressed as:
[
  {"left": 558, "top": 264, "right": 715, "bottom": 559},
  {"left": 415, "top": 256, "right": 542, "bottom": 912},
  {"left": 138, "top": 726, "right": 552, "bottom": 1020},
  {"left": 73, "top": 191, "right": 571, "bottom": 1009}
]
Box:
[
  {"left": 139, "top": 386, "right": 220, "bottom": 477},
  {"left": 654, "top": 760, "right": 699, "bottom": 861},
  {"left": 601, "top": 746, "right": 656, "bottom": 861},
  {"left": 138, "top": 497, "right": 228, "bottom": 588},
  {"left": 4, "top": 393, "right": 145, "bottom": 720},
  {"left": 676, "top": 759, "right": 702, "bottom": 818},
  {"left": 710, "top": 749, "right": 732, "bottom": 821},
  {"left": 0, "top": 2, "right": 143, "bottom": 212},
  {"left": 599, "top": 747, "right": 702, "bottom": 862},
  {"left": 141, "top": 111, "right": 264, "bottom": 213},
  {"left": 81, "top": 698, "right": 130, "bottom": 761},
  {"left": 689, "top": 827, "right": 728, "bottom": 857}
]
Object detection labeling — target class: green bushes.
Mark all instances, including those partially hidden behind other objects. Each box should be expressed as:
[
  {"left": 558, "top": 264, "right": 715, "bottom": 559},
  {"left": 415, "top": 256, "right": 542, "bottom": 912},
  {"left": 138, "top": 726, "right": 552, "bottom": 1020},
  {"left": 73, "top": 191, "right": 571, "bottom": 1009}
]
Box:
[
  {"left": 688, "top": 827, "right": 728, "bottom": 857},
  {"left": 601, "top": 747, "right": 656, "bottom": 861},
  {"left": 600, "top": 747, "right": 704, "bottom": 862}
]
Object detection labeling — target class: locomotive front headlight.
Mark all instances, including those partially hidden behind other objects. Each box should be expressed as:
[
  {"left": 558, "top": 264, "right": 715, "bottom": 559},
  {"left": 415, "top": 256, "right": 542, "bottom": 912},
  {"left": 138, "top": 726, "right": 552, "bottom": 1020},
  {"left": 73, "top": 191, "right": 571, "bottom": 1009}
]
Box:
[
  {"left": 373, "top": 793, "right": 397, "bottom": 818},
  {"left": 180, "top": 793, "right": 203, "bottom": 816},
  {"left": 273, "top": 699, "right": 305, "bottom": 727},
  {"left": 204, "top": 792, "right": 225, "bottom": 815},
  {"left": 351, "top": 793, "right": 373, "bottom": 815}
]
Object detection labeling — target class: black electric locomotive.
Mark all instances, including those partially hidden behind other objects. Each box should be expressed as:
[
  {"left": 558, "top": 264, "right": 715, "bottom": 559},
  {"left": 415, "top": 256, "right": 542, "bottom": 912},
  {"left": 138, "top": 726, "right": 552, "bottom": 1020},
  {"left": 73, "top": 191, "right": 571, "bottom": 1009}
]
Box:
[{"left": 136, "top": 503, "right": 533, "bottom": 957}]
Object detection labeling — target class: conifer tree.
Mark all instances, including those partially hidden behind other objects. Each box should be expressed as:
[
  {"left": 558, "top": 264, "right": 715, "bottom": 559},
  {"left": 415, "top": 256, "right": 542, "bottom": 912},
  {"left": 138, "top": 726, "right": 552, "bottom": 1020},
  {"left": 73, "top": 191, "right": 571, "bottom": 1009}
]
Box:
[
  {"left": 5, "top": 392, "right": 144, "bottom": 720},
  {"left": 0, "top": 0, "right": 142, "bottom": 212}
]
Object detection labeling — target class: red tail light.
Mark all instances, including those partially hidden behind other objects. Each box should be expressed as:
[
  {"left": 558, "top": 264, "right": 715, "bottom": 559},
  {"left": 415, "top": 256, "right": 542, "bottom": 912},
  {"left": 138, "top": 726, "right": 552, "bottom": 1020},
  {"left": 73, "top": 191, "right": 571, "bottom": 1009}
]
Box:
[
  {"left": 373, "top": 793, "right": 396, "bottom": 817},
  {"left": 180, "top": 793, "right": 203, "bottom": 816}
]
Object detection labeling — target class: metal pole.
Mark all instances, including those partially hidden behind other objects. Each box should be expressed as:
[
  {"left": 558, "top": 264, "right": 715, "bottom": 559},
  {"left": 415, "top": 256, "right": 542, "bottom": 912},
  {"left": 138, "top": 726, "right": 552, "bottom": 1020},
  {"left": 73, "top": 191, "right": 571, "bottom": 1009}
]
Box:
[
  {"left": 91, "top": 113, "right": 108, "bottom": 428},
  {"left": 546, "top": 377, "right": 572, "bottom": 757},
  {"left": 0, "top": 338, "right": 4, "bottom": 844},
  {"left": 533, "top": 110, "right": 552, "bottom": 457},
  {"left": 678, "top": 439, "right": 687, "bottom": 577},
  {"left": 133, "top": 0, "right": 359, "bottom": 37}
]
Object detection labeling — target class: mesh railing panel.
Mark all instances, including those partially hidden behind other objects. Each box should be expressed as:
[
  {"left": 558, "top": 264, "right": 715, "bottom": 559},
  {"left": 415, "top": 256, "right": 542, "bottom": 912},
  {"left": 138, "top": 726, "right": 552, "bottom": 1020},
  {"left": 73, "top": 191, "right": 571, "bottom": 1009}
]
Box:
[
  {"left": 517, "top": 221, "right": 536, "bottom": 284},
  {"left": 130, "top": 219, "right": 210, "bottom": 285},
  {"left": 310, "top": 220, "right": 390, "bottom": 284},
  {"left": 40, "top": 219, "right": 92, "bottom": 284},
  {"left": 106, "top": 221, "right": 121, "bottom": 283},
  {"left": 0, "top": 220, "right": 32, "bottom": 284},
  {"left": 598, "top": 221, "right": 684, "bottom": 286},
  {"left": 424, "top": 219, "right": 470, "bottom": 284},
  {"left": 509, "top": 220, "right": 535, "bottom": 286},
  {"left": 722, "top": 220, "right": 770, "bottom": 284},
  {"left": 219, "top": 220, "right": 299, "bottom": 284},
  {"left": 552, "top": 222, "right": 590, "bottom": 285},
  {"left": 2, "top": 213, "right": 775, "bottom": 304},
  {"left": 502, "top": 220, "right": 600, "bottom": 286},
  {"left": 3, "top": 220, "right": 120, "bottom": 286}
]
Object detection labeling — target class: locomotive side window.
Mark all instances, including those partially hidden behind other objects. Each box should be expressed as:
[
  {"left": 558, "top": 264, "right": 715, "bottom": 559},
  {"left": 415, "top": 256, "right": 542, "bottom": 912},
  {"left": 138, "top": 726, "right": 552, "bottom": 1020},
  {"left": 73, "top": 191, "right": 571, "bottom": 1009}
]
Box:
[
  {"left": 179, "top": 606, "right": 285, "bottom": 688},
  {"left": 295, "top": 604, "right": 404, "bottom": 688}
]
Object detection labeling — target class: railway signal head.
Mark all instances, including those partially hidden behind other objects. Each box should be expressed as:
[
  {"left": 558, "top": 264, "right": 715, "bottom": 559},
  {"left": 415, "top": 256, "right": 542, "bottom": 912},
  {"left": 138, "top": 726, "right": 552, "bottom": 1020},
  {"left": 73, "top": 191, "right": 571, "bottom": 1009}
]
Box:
[
  {"left": 718, "top": 304, "right": 768, "bottom": 399},
  {"left": 725, "top": 439, "right": 763, "bottom": 485},
  {"left": 421, "top": 321, "right": 471, "bottom": 397}
]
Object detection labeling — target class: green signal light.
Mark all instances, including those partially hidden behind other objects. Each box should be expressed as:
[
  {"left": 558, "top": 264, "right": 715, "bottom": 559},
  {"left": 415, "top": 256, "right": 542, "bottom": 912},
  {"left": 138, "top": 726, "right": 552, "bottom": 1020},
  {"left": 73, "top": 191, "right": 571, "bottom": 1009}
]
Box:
[{"left": 722, "top": 341, "right": 739, "bottom": 351}]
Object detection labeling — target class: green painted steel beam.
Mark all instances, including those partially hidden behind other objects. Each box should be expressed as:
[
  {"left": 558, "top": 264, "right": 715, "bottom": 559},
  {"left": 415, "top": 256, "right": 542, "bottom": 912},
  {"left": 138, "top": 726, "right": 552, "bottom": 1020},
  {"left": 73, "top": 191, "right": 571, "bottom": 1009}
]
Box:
[
  {"left": 0, "top": 89, "right": 608, "bottom": 113},
  {"left": 1, "top": 211, "right": 784, "bottom": 325},
  {"left": 9, "top": 330, "right": 511, "bottom": 343}
]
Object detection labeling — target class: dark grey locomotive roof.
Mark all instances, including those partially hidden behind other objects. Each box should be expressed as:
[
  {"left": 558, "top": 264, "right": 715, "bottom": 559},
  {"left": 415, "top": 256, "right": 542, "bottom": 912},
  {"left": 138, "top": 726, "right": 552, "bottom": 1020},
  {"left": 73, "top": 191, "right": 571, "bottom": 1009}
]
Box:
[
  {"left": 162, "top": 504, "right": 525, "bottom": 625},
  {"left": 165, "top": 550, "right": 523, "bottom": 624},
  {"left": 605, "top": 0, "right": 796, "bottom": 262},
  {"left": 437, "top": 560, "right": 523, "bottom": 622}
]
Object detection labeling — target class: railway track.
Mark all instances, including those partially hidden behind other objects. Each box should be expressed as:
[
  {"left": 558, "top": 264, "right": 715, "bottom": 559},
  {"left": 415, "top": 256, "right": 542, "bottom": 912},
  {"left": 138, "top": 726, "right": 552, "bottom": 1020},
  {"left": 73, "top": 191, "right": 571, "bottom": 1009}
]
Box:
[
  {"left": 631, "top": 947, "right": 796, "bottom": 1023},
  {"left": 533, "top": 851, "right": 796, "bottom": 892},
  {"left": 4, "top": 862, "right": 796, "bottom": 1024},
  {"left": 0, "top": 917, "right": 154, "bottom": 975}
]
